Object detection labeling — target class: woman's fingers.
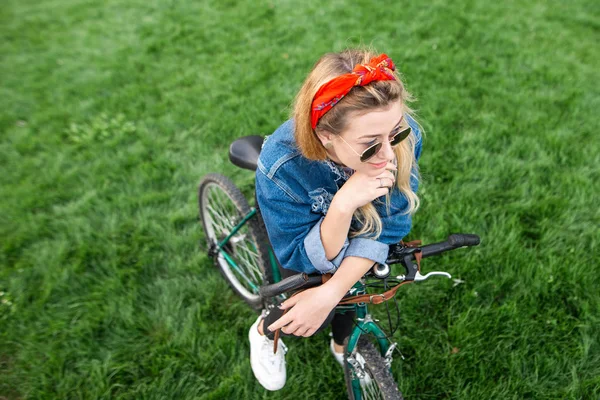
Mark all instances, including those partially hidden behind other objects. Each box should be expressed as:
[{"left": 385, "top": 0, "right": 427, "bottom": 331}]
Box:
[
  {"left": 265, "top": 285, "right": 338, "bottom": 339},
  {"left": 375, "top": 177, "right": 394, "bottom": 189},
  {"left": 295, "top": 327, "right": 310, "bottom": 337},
  {"left": 302, "top": 328, "right": 316, "bottom": 337},
  {"left": 376, "top": 170, "right": 396, "bottom": 188},
  {"left": 267, "top": 313, "right": 293, "bottom": 332},
  {"left": 376, "top": 178, "right": 392, "bottom": 188},
  {"left": 380, "top": 169, "right": 396, "bottom": 181},
  {"left": 270, "top": 313, "right": 317, "bottom": 336},
  {"left": 287, "top": 325, "right": 307, "bottom": 336},
  {"left": 278, "top": 294, "right": 301, "bottom": 310},
  {"left": 282, "top": 323, "right": 300, "bottom": 335},
  {"left": 288, "top": 325, "right": 317, "bottom": 337}
]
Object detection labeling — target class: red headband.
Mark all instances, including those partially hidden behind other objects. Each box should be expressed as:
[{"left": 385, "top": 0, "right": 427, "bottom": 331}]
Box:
[{"left": 310, "top": 54, "right": 396, "bottom": 129}]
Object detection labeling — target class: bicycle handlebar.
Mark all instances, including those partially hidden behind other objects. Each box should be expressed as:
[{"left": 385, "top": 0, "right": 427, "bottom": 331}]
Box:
[
  {"left": 259, "top": 272, "right": 323, "bottom": 299},
  {"left": 424, "top": 233, "right": 481, "bottom": 257},
  {"left": 386, "top": 233, "right": 480, "bottom": 281},
  {"left": 259, "top": 233, "right": 480, "bottom": 298}
]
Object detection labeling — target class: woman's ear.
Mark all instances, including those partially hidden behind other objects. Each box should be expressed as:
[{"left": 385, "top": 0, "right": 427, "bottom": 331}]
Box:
[{"left": 314, "top": 129, "right": 333, "bottom": 147}]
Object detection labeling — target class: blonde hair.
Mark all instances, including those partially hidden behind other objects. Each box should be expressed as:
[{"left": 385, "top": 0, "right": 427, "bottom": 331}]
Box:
[{"left": 292, "top": 48, "right": 421, "bottom": 239}]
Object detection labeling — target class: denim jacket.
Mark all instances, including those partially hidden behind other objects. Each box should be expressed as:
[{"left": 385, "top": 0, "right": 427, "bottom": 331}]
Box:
[{"left": 255, "top": 116, "right": 422, "bottom": 275}]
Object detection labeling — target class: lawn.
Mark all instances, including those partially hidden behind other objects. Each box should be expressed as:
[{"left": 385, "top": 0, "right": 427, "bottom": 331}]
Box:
[{"left": 1, "top": 0, "right": 599, "bottom": 399}]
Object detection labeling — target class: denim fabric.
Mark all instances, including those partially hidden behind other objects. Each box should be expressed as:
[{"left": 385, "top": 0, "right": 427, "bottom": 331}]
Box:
[{"left": 256, "top": 116, "right": 422, "bottom": 274}]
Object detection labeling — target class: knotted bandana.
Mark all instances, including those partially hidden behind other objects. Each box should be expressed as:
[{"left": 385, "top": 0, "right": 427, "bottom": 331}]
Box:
[{"left": 311, "top": 54, "right": 396, "bottom": 129}]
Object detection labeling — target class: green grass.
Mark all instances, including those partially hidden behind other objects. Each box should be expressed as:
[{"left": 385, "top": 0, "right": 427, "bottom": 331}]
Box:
[{"left": 1, "top": 0, "right": 599, "bottom": 398}]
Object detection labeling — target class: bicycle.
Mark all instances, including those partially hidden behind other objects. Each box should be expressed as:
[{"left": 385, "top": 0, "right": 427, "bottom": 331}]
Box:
[{"left": 198, "top": 135, "right": 481, "bottom": 399}]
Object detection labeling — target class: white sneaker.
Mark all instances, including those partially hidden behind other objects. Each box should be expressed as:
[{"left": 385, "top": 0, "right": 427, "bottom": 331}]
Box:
[{"left": 249, "top": 314, "right": 287, "bottom": 391}]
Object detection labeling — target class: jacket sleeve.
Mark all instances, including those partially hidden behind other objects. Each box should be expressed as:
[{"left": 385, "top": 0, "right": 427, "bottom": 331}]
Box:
[{"left": 256, "top": 170, "right": 345, "bottom": 274}]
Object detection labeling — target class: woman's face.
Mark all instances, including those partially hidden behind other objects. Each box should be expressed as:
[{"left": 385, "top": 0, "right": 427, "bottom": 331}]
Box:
[{"left": 325, "top": 101, "right": 406, "bottom": 177}]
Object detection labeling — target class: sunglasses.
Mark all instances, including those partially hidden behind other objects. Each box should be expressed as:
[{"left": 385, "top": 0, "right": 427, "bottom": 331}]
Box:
[{"left": 337, "top": 126, "right": 411, "bottom": 163}]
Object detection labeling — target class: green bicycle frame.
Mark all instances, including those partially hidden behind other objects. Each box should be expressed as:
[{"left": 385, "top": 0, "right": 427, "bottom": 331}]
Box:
[
  {"left": 343, "top": 281, "right": 392, "bottom": 353},
  {"left": 215, "top": 208, "right": 281, "bottom": 292}
]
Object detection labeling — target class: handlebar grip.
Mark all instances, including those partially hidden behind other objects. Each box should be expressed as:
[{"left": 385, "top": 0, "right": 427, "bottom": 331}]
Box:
[
  {"left": 419, "top": 241, "right": 454, "bottom": 258},
  {"left": 448, "top": 233, "right": 480, "bottom": 247},
  {"left": 259, "top": 273, "right": 323, "bottom": 298},
  {"left": 419, "top": 233, "right": 481, "bottom": 258}
]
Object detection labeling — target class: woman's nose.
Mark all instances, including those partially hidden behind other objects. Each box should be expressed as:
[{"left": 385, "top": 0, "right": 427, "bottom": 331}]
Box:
[{"left": 379, "top": 140, "right": 395, "bottom": 161}]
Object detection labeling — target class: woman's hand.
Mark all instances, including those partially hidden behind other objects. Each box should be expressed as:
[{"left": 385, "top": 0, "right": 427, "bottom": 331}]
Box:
[
  {"left": 333, "top": 161, "right": 397, "bottom": 212},
  {"left": 267, "top": 285, "right": 341, "bottom": 337}
]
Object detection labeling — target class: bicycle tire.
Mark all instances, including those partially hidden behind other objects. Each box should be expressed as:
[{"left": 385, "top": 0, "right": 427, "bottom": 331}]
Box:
[
  {"left": 198, "top": 173, "right": 272, "bottom": 311},
  {"left": 344, "top": 337, "right": 403, "bottom": 400}
]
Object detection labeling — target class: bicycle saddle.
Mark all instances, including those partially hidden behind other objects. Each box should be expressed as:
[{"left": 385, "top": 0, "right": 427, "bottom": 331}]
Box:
[{"left": 229, "top": 135, "right": 264, "bottom": 171}]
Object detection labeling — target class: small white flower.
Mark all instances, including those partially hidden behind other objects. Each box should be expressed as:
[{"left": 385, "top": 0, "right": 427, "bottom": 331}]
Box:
[{"left": 452, "top": 279, "right": 465, "bottom": 287}]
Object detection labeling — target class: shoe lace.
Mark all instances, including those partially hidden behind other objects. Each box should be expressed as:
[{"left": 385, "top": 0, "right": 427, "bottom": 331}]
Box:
[
  {"left": 262, "top": 337, "right": 287, "bottom": 365},
  {"left": 279, "top": 341, "right": 288, "bottom": 354}
]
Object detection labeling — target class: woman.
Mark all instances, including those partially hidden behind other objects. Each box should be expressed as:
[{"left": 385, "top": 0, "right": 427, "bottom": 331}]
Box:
[{"left": 249, "top": 48, "right": 422, "bottom": 391}]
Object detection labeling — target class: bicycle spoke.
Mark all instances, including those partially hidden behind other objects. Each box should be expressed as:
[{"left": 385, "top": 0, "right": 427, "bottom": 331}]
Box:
[
  {"left": 206, "top": 202, "right": 230, "bottom": 226},
  {"left": 235, "top": 242, "right": 261, "bottom": 272},
  {"left": 206, "top": 213, "right": 231, "bottom": 239},
  {"left": 207, "top": 192, "right": 236, "bottom": 227},
  {"left": 235, "top": 240, "right": 260, "bottom": 259},
  {"left": 206, "top": 205, "right": 234, "bottom": 234},
  {"left": 205, "top": 190, "right": 227, "bottom": 221},
  {"left": 361, "top": 370, "right": 382, "bottom": 400},
  {"left": 368, "top": 381, "right": 380, "bottom": 399},
  {"left": 232, "top": 257, "right": 261, "bottom": 292},
  {"left": 207, "top": 189, "right": 230, "bottom": 220},
  {"left": 234, "top": 240, "right": 263, "bottom": 282},
  {"left": 205, "top": 187, "right": 246, "bottom": 239},
  {"left": 218, "top": 253, "right": 257, "bottom": 291}
]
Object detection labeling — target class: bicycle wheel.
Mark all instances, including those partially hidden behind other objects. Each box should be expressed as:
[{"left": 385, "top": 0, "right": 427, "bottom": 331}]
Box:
[
  {"left": 344, "top": 337, "right": 403, "bottom": 400},
  {"left": 198, "top": 173, "right": 272, "bottom": 311}
]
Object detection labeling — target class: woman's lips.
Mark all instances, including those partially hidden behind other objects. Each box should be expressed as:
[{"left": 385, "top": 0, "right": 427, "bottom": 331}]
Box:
[{"left": 370, "top": 160, "right": 388, "bottom": 169}]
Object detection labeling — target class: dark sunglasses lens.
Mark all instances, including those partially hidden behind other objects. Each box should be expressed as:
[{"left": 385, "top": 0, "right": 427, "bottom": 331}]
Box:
[
  {"left": 391, "top": 127, "right": 411, "bottom": 146},
  {"left": 360, "top": 142, "right": 382, "bottom": 162}
]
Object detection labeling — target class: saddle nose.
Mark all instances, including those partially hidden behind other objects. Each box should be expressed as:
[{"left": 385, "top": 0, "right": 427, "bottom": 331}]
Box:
[{"left": 229, "top": 135, "right": 264, "bottom": 171}]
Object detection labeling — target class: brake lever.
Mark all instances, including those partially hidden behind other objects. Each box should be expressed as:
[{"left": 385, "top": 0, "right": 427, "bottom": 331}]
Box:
[
  {"left": 414, "top": 271, "right": 451, "bottom": 281},
  {"left": 396, "top": 271, "right": 452, "bottom": 282}
]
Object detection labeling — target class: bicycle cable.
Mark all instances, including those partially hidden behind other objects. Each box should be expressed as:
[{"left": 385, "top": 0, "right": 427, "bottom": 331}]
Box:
[
  {"left": 383, "top": 278, "right": 403, "bottom": 337},
  {"left": 361, "top": 277, "right": 403, "bottom": 336},
  {"left": 349, "top": 277, "right": 405, "bottom": 360}
]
